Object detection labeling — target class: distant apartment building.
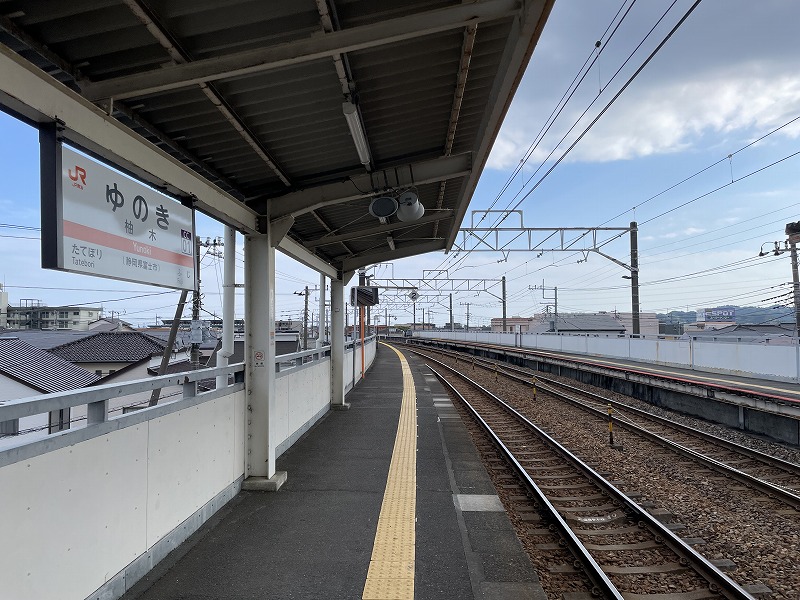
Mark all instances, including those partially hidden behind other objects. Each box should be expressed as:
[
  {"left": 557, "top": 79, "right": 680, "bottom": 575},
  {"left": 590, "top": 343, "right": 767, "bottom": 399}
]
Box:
[
  {"left": 6, "top": 301, "right": 102, "bottom": 331},
  {"left": 490, "top": 311, "right": 659, "bottom": 335}
]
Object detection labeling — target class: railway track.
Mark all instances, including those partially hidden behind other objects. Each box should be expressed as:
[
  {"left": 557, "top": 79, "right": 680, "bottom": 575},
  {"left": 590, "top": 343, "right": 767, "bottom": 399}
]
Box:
[
  {"left": 415, "top": 345, "right": 800, "bottom": 511},
  {"left": 422, "top": 353, "right": 754, "bottom": 599}
]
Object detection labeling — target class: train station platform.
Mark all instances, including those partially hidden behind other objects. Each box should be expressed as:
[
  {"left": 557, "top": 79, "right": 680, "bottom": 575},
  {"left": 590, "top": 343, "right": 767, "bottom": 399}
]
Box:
[{"left": 121, "top": 342, "right": 541, "bottom": 600}]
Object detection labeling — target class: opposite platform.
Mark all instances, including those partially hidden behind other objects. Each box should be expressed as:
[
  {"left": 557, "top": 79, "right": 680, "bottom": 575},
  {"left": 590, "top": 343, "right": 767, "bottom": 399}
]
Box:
[{"left": 121, "top": 343, "right": 541, "bottom": 600}]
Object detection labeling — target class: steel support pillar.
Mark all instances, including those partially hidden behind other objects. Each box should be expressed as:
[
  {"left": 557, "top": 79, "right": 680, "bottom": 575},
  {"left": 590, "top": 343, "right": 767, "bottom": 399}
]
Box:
[
  {"left": 216, "top": 225, "right": 236, "bottom": 390},
  {"left": 318, "top": 272, "right": 326, "bottom": 347},
  {"left": 331, "top": 278, "right": 348, "bottom": 409},
  {"left": 243, "top": 230, "right": 285, "bottom": 490}
]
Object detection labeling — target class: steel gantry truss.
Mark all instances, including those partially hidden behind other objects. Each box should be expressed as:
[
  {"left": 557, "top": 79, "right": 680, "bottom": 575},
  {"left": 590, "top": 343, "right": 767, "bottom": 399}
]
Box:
[
  {"left": 452, "top": 210, "right": 634, "bottom": 270},
  {"left": 448, "top": 210, "right": 641, "bottom": 334},
  {"left": 370, "top": 277, "right": 503, "bottom": 299}
]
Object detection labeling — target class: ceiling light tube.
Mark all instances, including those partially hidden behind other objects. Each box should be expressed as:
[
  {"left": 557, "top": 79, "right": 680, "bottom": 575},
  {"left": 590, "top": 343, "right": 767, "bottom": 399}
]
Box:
[
  {"left": 386, "top": 235, "right": 396, "bottom": 251},
  {"left": 342, "top": 101, "right": 371, "bottom": 168}
]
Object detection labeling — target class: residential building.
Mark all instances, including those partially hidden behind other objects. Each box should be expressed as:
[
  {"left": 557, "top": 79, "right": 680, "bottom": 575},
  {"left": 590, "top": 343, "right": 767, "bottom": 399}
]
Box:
[
  {"left": 49, "top": 331, "right": 168, "bottom": 377},
  {"left": 0, "top": 284, "right": 7, "bottom": 328},
  {"left": 6, "top": 301, "right": 102, "bottom": 331},
  {"left": 0, "top": 337, "right": 99, "bottom": 448},
  {"left": 490, "top": 311, "right": 659, "bottom": 335},
  {"left": 489, "top": 316, "right": 537, "bottom": 332},
  {"left": 683, "top": 323, "right": 796, "bottom": 344}
]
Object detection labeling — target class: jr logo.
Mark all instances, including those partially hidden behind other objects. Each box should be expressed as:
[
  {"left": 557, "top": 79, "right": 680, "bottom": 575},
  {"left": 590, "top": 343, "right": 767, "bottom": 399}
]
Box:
[{"left": 68, "top": 166, "right": 87, "bottom": 189}]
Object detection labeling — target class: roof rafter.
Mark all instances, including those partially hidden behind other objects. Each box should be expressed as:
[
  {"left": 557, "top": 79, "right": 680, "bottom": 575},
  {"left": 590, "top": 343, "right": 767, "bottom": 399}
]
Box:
[
  {"left": 266, "top": 153, "right": 472, "bottom": 219},
  {"left": 120, "top": 0, "right": 292, "bottom": 187},
  {"left": 81, "top": 0, "right": 521, "bottom": 101}
]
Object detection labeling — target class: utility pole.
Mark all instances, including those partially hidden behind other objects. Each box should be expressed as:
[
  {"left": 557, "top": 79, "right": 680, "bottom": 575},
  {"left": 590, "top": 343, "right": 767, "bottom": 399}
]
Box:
[
  {"left": 293, "top": 286, "right": 319, "bottom": 350},
  {"left": 461, "top": 302, "right": 471, "bottom": 331},
  {"left": 786, "top": 222, "right": 800, "bottom": 336},
  {"left": 630, "top": 221, "right": 641, "bottom": 335},
  {"left": 758, "top": 223, "right": 800, "bottom": 337},
  {"left": 303, "top": 285, "right": 309, "bottom": 350},
  {"left": 191, "top": 235, "right": 201, "bottom": 369},
  {"left": 190, "top": 236, "right": 224, "bottom": 369},
  {"left": 502, "top": 275, "right": 507, "bottom": 332},
  {"left": 532, "top": 283, "right": 558, "bottom": 333},
  {"left": 449, "top": 293, "right": 454, "bottom": 332}
]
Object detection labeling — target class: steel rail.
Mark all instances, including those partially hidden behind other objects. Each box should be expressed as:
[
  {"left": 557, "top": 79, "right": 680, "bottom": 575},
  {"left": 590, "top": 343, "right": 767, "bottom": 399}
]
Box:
[
  {"left": 408, "top": 337, "right": 800, "bottom": 406},
  {"left": 423, "top": 345, "right": 800, "bottom": 510},
  {"left": 427, "top": 363, "right": 622, "bottom": 599},
  {"left": 541, "top": 376, "right": 800, "bottom": 479},
  {"left": 415, "top": 350, "right": 756, "bottom": 600},
  {"left": 536, "top": 378, "right": 800, "bottom": 510}
]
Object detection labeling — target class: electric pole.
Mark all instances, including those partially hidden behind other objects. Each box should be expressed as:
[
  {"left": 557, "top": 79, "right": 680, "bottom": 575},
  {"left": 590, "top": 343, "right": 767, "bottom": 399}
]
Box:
[
  {"left": 758, "top": 222, "right": 800, "bottom": 337},
  {"left": 531, "top": 283, "right": 558, "bottom": 333},
  {"left": 630, "top": 221, "right": 640, "bottom": 335},
  {"left": 786, "top": 222, "right": 800, "bottom": 336},
  {"left": 460, "top": 302, "right": 471, "bottom": 331},
  {"left": 303, "top": 285, "right": 309, "bottom": 350},
  {"left": 502, "top": 275, "right": 507, "bottom": 332},
  {"left": 191, "top": 235, "right": 201, "bottom": 369},
  {"left": 191, "top": 237, "right": 224, "bottom": 369},
  {"left": 294, "top": 286, "right": 319, "bottom": 350},
  {"left": 449, "top": 293, "right": 454, "bottom": 332}
]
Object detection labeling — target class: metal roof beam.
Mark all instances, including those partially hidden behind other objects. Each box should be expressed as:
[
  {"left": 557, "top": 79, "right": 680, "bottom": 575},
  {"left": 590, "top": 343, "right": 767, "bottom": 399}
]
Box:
[
  {"left": 121, "top": 0, "right": 292, "bottom": 187},
  {"left": 81, "top": 0, "right": 522, "bottom": 101},
  {"left": 267, "top": 152, "right": 472, "bottom": 219},
  {"left": 0, "top": 43, "right": 258, "bottom": 234},
  {"left": 341, "top": 240, "right": 446, "bottom": 273},
  {"left": 445, "top": 0, "right": 554, "bottom": 249},
  {"left": 305, "top": 210, "right": 453, "bottom": 248},
  {"left": 277, "top": 236, "right": 337, "bottom": 279}
]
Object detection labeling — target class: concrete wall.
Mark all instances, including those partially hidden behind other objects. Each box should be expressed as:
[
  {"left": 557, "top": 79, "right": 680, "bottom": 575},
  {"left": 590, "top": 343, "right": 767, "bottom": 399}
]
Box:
[
  {"left": 0, "top": 389, "right": 246, "bottom": 600},
  {"left": 275, "top": 358, "right": 331, "bottom": 456},
  {"left": 418, "top": 331, "right": 800, "bottom": 382},
  {"left": 344, "top": 337, "right": 377, "bottom": 392},
  {"left": 0, "top": 339, "right": 380, "bottom": 600}
]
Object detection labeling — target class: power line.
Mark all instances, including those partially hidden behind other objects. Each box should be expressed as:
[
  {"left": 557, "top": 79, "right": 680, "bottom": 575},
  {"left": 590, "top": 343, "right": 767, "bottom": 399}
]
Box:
[{"left": 437, "top": 0, "right": 702, "bottom": 276}]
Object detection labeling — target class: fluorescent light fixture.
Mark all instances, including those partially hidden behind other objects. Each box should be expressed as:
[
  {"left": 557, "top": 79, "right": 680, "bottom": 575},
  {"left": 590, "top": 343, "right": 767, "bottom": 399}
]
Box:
[
  {"left": 386, "top": 235, "right": 396, "bottom": 251},
  {"left": 342, "top": 101, "right": 371, "bottom": 168}
]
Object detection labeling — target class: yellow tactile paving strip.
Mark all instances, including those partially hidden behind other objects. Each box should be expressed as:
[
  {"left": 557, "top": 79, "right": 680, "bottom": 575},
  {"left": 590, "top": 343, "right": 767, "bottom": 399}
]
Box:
[{"left": 362, "top": 343, "right": 417, "bottom": 600}]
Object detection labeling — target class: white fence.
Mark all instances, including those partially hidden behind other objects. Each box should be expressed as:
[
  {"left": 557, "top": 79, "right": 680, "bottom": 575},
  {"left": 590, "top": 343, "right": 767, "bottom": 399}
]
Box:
[
  {"left": 0, "top": 336, "right": 378, "bottom": 600},
  {"left": 418, "top": 331, "right": 800, "bottom": 382},
  {"left": 345, "top": 335, "right": 377, "bottom": 392}
]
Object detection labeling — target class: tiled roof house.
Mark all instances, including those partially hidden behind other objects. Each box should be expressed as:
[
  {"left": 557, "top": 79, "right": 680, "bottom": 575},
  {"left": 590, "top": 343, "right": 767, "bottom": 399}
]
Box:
[{"left": 50, "top": 331, "right": 168, "bottom": 377}]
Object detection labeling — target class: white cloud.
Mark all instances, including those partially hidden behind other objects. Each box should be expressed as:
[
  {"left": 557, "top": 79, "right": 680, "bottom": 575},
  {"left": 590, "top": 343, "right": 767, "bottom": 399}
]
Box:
[
  {"left": 488, "top": 66, "right": 800, "bottom": 170},
  {"left": 682, "top": 227, "right": 705, "bottom": 235}
]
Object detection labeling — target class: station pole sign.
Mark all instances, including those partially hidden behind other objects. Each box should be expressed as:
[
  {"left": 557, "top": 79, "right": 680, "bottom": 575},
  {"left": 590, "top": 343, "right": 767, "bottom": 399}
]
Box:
[{"left": 41, "top": 141, "right": 197, "bottom": 291}]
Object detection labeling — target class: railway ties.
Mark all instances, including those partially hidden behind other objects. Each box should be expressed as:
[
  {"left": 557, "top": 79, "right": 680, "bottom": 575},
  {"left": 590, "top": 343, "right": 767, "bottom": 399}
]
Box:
[
  {"left": 415, "top": 352, "right": 755, "bottom": 600},
  {"left": 431, "top": 345, "right": 800, "bottom": 510}
]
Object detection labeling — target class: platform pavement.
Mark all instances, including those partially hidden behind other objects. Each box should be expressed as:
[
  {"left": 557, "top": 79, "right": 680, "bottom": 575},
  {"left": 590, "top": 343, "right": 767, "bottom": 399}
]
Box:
[{"left": 121, "top": 343, "right": 542, "bottom": 600}]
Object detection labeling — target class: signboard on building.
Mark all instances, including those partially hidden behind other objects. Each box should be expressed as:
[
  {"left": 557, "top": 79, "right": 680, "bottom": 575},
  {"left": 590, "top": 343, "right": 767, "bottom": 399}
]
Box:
[
  {"left": 696, "top": 307, "right": 736, "bottom": 322},
  {"left": 42, "top": 144, "right": 197, "bottom": 291}
]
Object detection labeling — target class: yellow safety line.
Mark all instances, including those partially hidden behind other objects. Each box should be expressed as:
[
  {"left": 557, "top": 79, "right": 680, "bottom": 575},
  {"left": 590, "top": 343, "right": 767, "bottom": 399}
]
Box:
[{"left": 362, "top": 343, "right": 417, "bottom": 600}]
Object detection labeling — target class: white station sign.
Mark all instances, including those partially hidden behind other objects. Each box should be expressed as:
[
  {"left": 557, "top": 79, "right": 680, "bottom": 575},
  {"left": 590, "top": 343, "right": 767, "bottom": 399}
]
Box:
[{"left": 44, "top": 145, "right": 197, "bottom": 290}]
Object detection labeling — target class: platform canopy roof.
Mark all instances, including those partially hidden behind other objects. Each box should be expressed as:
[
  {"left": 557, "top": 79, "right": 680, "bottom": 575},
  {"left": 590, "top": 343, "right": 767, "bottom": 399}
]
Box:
[{"left": 0, "top": 0, "right": 553, "bottom": 276}]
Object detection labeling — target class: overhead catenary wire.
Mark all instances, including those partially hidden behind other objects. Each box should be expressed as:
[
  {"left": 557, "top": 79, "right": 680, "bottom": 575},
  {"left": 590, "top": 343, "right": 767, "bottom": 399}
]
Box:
[{"left": 436, "top": 0, "right": 700, "bottom": 277}]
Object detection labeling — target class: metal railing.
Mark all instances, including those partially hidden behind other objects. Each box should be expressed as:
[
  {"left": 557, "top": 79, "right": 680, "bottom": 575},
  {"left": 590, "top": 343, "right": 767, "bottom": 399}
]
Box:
[
  {"left": 276, "top": 345, "right": 331, "bottom": 373},
  {"left": 0, "top": 363, "right": 245, "bottom": 461}
]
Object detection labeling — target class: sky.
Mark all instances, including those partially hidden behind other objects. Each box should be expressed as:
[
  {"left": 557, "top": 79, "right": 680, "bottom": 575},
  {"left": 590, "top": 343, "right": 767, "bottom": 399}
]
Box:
[{"left": 1, "top": 0, "right": 799, "bottom": 329}]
